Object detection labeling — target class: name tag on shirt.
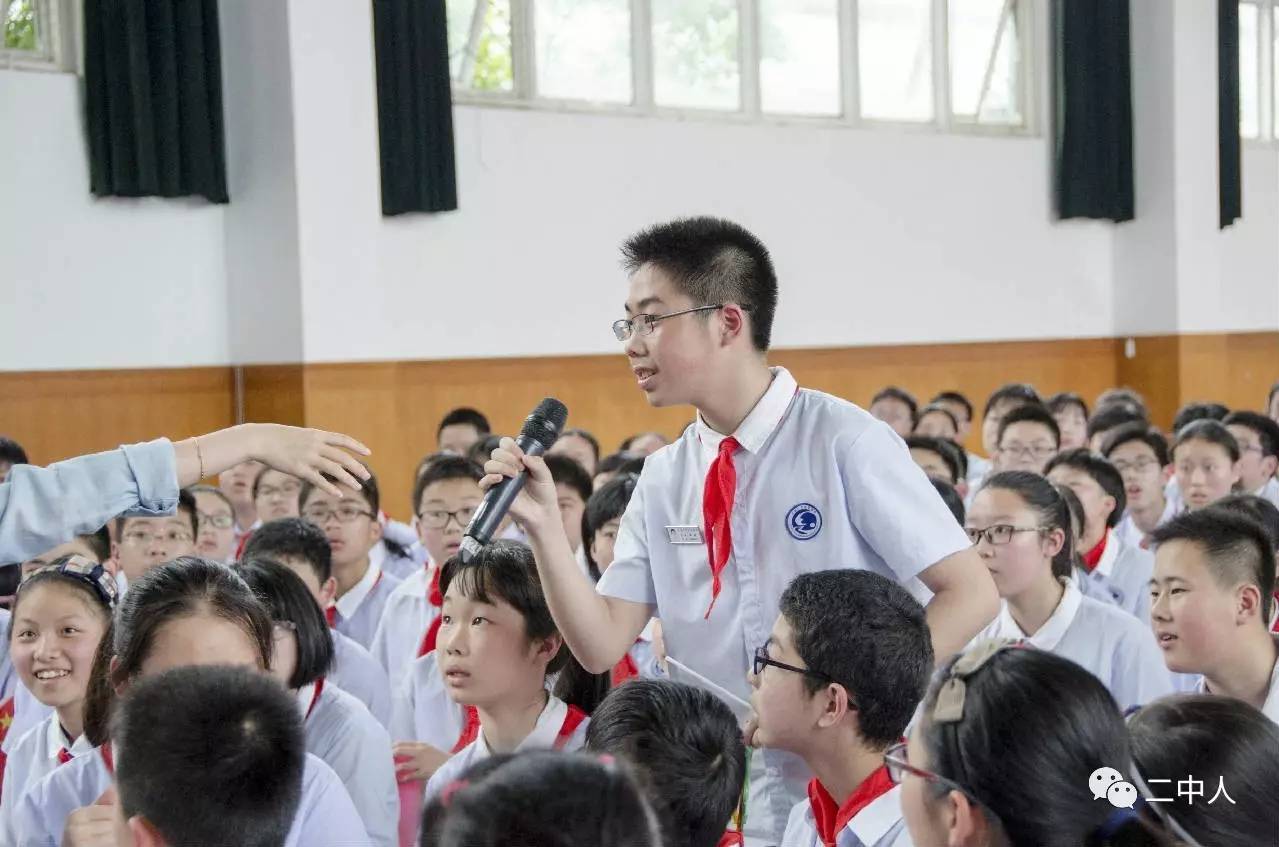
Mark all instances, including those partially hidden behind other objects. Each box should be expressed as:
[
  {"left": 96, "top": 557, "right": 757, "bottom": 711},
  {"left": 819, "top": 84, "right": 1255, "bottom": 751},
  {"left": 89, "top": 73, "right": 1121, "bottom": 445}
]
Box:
[{"left": 665, "top": 526, "right": 704, "bottom": 545}]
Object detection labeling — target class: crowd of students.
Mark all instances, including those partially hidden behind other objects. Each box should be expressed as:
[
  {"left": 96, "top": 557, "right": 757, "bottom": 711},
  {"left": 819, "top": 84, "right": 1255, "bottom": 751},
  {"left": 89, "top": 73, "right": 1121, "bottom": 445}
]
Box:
[{"left": 0, "top": 216, "right": 1277, "bottom": 846}]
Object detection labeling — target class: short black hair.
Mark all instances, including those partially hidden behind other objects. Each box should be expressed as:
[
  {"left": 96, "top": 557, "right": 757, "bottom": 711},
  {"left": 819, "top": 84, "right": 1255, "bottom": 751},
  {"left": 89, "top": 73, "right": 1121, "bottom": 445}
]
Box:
[
  {"left": 1173, "top": 402, "right": 1230, "bottom": 434},
  {"left": 114, "top": 665, "right": 305, "bottom": 847},
  {"left": 560, "top": 428, "right": 601, "bottom": 464},
  {"left": 241, "top": 517, "right": 333, "bottom": 583},
  {"left": 299, "top": 465, "right": 380, "bottom": 515},
  {"left": 1150, "top": 507, "right": 1276, "bottom": 622},
  {"left": 234, "top": 558, "right": 334, "bottom": 688},
  {"left": 930, "top": 390, "right": 973, "bottom": 423},
  {"left": 779, "top": 570, "right": 933, "bottom": 749},
  {"left": 466, "top": 435, "right": 504, "bottom": 468},
  {"left": 582, "top": 474, "right": 639, "bottom": 581},
  {"left": 871, "top": 386, "right": 918, "bottom": 421},
  {"left": 0, "top": 436, "right": 28, "bottom": 466},
  {"left": 1214, "top": 494, "right": 1279, "bottom": 549},
  {"left": 116, "top": 488, "right": 198, "bottom": 540},
  {"left": 996, "top": 404, "right": 1061, "bottom": 448},
  {"left": 1044, "top": 448, "right": 1127, "bottom": 529},
  {"left": 1171, "top": 419, "right": 1240, "bottom": 463},
  {"left": 621, "top": 217, "right": 779, "bottom": 352},
  {"left": 251, "top": 466, "right": 300, "bottom": 501},
  {"left": 1046, "top": 391, "right": 1089, "bottom": 420},
  {"left": 544, "top": 453, "right": 593, "bottom": 504},
  {"left": 586, "top": 680, "right": 745, "bottom": 847},
  {"left": 437, "top": 407, "right": 491, "bottom": 440},
  {"left": 1085, "top": 405, "right": 1147, "bottom": 443},
  {"left": 412, "top": 455, "right": 484, "bottom": 516},
  {"left": 1095, "top": 387, "right": 1149, "bottom": 418},
  {"left": 79, "top": 526, "right": 112, "bottom": 563},
  {"left": 1101, "top": 423, "right": 1170, "bottom": 467},
  {"left": 930, "top": 477, "right": 965, "bottom": 526},
  {"left": 597, "top": 453, "right": 646, "bottom": 478},
  {"left": 915, "top": 404, "right": 960, "bottom": 436},
  {"left": 983, "top": 383, "right": 1042, "bottom": 418},
  {"left": 1223, "top": 410, "right": 1279, "bottom": 460},
  {"left": 906, "top": 436, "right": 963, "bottom": 484}
]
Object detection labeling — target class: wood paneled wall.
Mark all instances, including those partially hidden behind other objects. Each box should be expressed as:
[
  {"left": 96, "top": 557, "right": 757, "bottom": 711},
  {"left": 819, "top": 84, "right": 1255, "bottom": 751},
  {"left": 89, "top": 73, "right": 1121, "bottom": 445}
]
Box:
[{"left": 2, "top": 333, "right": 1276, "bottom": 522}]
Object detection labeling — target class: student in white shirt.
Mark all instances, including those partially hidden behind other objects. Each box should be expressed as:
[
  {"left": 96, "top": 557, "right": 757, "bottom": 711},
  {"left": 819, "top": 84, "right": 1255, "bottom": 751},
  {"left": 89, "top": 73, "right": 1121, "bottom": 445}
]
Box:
[
  {"left": 12, "top": 557, "right": 370, "bottom": 847},
  {"left": 0, "top": 555, "right": 116, "bottom": 843},
  {"left": 892, "top": 641, "right": 1163, "bottom": 847},
  {"left": 1046, "top": 392, "right": 1090, "bottom": 452},
  {"left": 751, "top": 571, "right": 929, "bottom": 847},
  {"left": 236, "top": 560, "right": 398, "bottom": 847},
  {"left": 1224, "top": 411, "right": 1279, "bottom": 508},
  {"left": 976, "top": 384, "right": 1043, "bottom": 479},
  {"left": 1149, "top": 508, "right": 1279, "bottom": 723},
  {"left": 1101, "top": 424, "right": 1174, "bottom": 550},
  {"left": 912, "top": 404, "right": 960, "bottom": 442},
  {"left": 437, "top": 407, "right": 491, "bottom": 458},
  {"left": 989, "top": 405, "right": 1059, "bottom": 475},
  {"left": 188, "top": 485, "right": 239, "bottom": 563},
  {"left": 968, "top": 472, "right": 1171, "bottom": 709},
  {"left": 479, "top": 218, "right": 998, "bottom": 845},
  {"left": 1171, "top": 420, "right": 1243, "bottom": 513},
  {"left": 243, "top": 518, "right": 393, "bottom": 727},
  {"left": 1086, "top": 404, "right": 1148, "bottom": 455},
  {"left": 111, "top": 489, "right": 198, "bottom": 586},
  {"left": 868, "top": 386, "right": 918, "bottom": 440},
  {"left": 254, "top": 467, "right": 304, "bottom": 526},
  {"left": 219, "top": 459, "right": 264, "bottom": 548},
  {"left": 548, "top": 427, "right": 602, "bottom": 478},
  {"left": 928, "top": 391, "right": 987, "bottom": 490},
  {"left": 300, "top": 472, "right": 403, "bottom": 649}
]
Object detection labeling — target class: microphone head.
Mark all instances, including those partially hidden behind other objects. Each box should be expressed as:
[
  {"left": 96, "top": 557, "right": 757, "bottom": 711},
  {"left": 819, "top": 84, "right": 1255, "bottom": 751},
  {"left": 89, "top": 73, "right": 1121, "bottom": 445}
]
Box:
[{"left": 520, "top": 398, "right": 569, "bottom": 450}]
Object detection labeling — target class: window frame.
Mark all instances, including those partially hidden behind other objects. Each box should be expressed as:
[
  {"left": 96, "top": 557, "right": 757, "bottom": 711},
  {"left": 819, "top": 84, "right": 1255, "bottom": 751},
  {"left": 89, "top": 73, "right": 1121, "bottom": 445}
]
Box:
[
  {"left": 1240, "top": 0, "right": 1278, "bottom": 145},
  {"left": 0, "top": 0, "right": 76, "bottom": 73}
]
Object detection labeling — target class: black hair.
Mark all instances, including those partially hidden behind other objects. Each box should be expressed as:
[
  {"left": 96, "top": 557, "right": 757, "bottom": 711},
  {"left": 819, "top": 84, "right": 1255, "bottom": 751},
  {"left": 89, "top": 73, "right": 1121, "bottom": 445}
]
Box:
[
  {"left": 871, "top": 386, "right": 919, "bottom": 422},
  {"left": 1053, "top": 483, "right": 1090, "bottom": 572},
  {"left": 440, "top": 541, "right": 609, "bottom": 712},
  {"left": 586, "top": 679, "right": 745, "bottom": 847},
  {"left": 544, "top": 453, "right": 593, "bottom": 505},
  {"left": 906, "top": 436, "right": 962, "bottom": 484},
  {"left": 241, "top": 517, "right": 334, "bottom": 583},
  {"left": 582, "top": 474, "right": 639, "bottom": 581},
  {"left": 779, "top": 570, "right": 933, "bottom": 748},
  {"left": 299, "top": 465, "right": 380, "bottom": 515},
  {"left": 1101, "top": 423, "right": 1170, "bottom": 468},
  {"left": 560, "top": 428, "right": 601, "bottom": 464},
  {"left": 982, "top": 383, "right": 1042, "bottom": 418},
  {"left": 10, "top": 554, "right": 115, "bottom": 632},
  {"left": 187, "top": 483, "right": 236, "bottom": 522},
  {"left": 1047, "top": 391, "right": 1090, "bottom": 420},
  {"left": 1095, "top": 387, "right": 1149, "bottom": 419},
  {"left": 1171, "top": 419, "right": 1241, "bottom": 463},
  {"left": 621, "top": 217, "right": 778, "bottom": 352},
  {"left": 234, "top": 558, "right": 334, "bottom": 689},
  {"left": 996, "top": 404, "right": 1062, "bottom": 448},
  {"left": 1173, "top": 402, "right": 1230, "bottom": 434},
  {"left": 1129, "top": 695, "right": 1279, "bottom": 846},
  {"left": 1223, "top": 410, "right": 1279, "bottom": 460},
  {"left": 0, "top": 436, "right": 28, "bottom": 466},
  {"left": 979, "top": 471, "right": 1074, "bottom": 579},
  {"left": 930, "top": 390, "right": 974, "bottom": 423},
  {"left": 83, "top": 557, "right": 273, "bottom": 746},
  {"left": 116, "top": 488, "right": 198, "bottom": 541},
  {"left": 114, "top": 665, "right": 305, "bottom": 847},
  {"left": 919, "top": 646, "right": 1171, "bottom": 847},
  {"left": 1087, "top": 406, "right": 1148, "bottom": 443},
  {"left": 437, "top": 408, "right": 491, "bottom": 440},
  {"left": 1149, "top": 506, "right": 1276, "bottom": 622},
  {"left": 251, "top": 466, "right": 301, "bottom": 501},
  {"left": 1213, "top": 493, "right": 1279, "bottom": 549},
  {"left": 595, "top": 452, "right": 634, "bottom": 477},
  {"left": 1044, "top": 448, "right": 1127, "bottom": 529},
  {"left": 930, "top": 477, "right": 965, "bottom": 526},
  {"left": 466, "top": 435, "right": 504, "bottom": 468},
  {"left": 915, "top": 404, "right": 960, "bottom": 436},
  {"left": 618, "top": 433, "right": 668, "bottom": 452},
  {"left": 412, "top": 455, "right": 484, "bottom": 517},
  {"left": 420, "top": 751, "right": 661, "bottom": 847}
]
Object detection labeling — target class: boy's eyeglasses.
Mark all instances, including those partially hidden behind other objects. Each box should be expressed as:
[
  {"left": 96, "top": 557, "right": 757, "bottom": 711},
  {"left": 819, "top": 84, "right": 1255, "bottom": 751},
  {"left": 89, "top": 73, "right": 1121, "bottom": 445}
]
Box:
[
  {"left": 418, "top": 508, "right": 477, "bottom": 530},
  {"left": 964, "top": 524, "right": 1041, "bottom": 546},
  {"left": 123, "top": 529, "right": 194, "bottom": 546},
  {"left": 1112, "top": 457, "right": 1160, "bottom": 475},
  {"left": 258, "top": 481, "right": 302, "bottom": 499},
  {"left": 197, "top": 512, "right": 235, "bottom": 530},
  {"left": 302, "top": 505, "right": 375, "bottom": 525},
  {"left": 997, "top": 443, "right": 1057, "bottom": 460},
  {"left": 612, "top": 304, "right": 724, "bottom": 342},
  {"left": 752, "top": 646, "right": 839, "bottom": 689}
]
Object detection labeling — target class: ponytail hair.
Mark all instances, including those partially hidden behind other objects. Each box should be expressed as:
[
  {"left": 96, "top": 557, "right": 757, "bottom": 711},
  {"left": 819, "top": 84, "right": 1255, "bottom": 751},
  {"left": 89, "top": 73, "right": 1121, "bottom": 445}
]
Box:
[{"left": 979, "top": 471, "right": 1074, "bottom": 579}]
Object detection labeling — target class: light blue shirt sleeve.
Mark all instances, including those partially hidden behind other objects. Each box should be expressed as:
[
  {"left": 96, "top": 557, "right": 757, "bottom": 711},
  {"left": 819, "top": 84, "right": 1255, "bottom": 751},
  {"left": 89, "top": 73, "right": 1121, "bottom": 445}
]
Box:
[{"left": 0, "top": 439, "right": 179, "bottom": 563}]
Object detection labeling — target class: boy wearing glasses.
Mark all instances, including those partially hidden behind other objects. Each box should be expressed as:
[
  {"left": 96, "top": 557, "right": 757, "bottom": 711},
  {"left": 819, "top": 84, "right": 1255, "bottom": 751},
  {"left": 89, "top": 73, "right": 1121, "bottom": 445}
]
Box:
[
  {"left": 112, "top": 489, "right": 198, "bottom": 586},
  {"left": 300, "top": 471, "right": 402, "bottom": 650},
  {"left": 1101, "top": 424, "right": 1174, "bottom": 550},
  {"left": 991, "top": 405, "right": 1060, "bottom": 475},
  {"left": 749, "top": 570, "right": 931, "bottom": 847},
  {"left": 1223, "top": 411, "right": 1279, "bottom": 508},
  {"left": 481, "top": 216, "right": 996, "bottom": 844}
]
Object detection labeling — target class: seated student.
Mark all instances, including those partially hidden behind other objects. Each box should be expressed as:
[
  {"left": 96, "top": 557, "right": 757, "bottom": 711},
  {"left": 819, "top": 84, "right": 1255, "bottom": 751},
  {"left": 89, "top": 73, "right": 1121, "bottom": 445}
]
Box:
[
  {"left": 592, "top": 452, "right": 645, "bottom": 491},
  {"left": 437, "top": 407, "right": 490, "bottom": 457},
  {"left": 990, "top": 405, "right": 1060, "bottom": 475},
  {"left": 1051, "top": 482, "right": 1119, "bottom": 608},
  {"left": 1128, "top": 694, "right": 1279, "bottom": 846},
  {"left": 1102, "top": 424, "right": 1175, "bottom": 549},
  {"left": 1086, "top": 404, "right": 1148, "bottom": 455},
  {"left": 978, "top": 383, "right": 1042, "bottom": 474},
  {"left": 1149, "top": 508, "right": 1278, "bottom": 722},
  {"left": 254, "top": 467, "right": 303, "bottom": 526},
  {"left": 112, "top": 488, "right": 197, "bottom": 588},
  {"left": 930, "top": 478, "right": 965, "bottom": 526},
  {"left": 1046, "top": 449, "right": 1154, "bottom": 621},
  {"left": 236, "top": 559, "right": 399, "bottom": 847},
  {"left": 1171, "top": 420, "right": 1242, "bottom": 512},
  {"left": 188, "top": 484, "right": 238, "bottom": 563},
  {"left": 930, "top": 391, "right": 984, "bottom": 487},
  {"left": 13, "top": 557, "right": 369, "bottom": 847},
  {"left": 549, "top": 428, "right": 601, "bottom": 477},
  {"left": 619, "top": 431, "right": 669, "bottom": 456},
  {"left": 1046, "top": 391, "right": 1089, "bottom": 451},
  {"left": 912, "top": 404, "right": 960, "bottom": 441},
  {"left": 968, "top": 472, "right": 1171, "bottom": 708},
  {"left": 1213, "top": 493, "right": 1279, "bottom": 631},
  {"left": 218, "top": 458, "right": 265, "bottom": 545},
  {"left": 544, "top": 453, "right": 593, "bottom": 556},
  {"left": 1095, "top": 386, "right": 1149, "bottom": 419},
  {"left": 869, "top": 387, "right": 918, "bottom": 439},
  {"left": 419, "top": 751, "right": 662, "bottom": 847},
  {"left": 585, "top": 679, "right": 746, "bottom": 847},
  {"left": 373, "top": 455, "right": 484, "bottom": 688},
  {"left": 110, "top": 664, "right": 308, "bottom": 847},
  {"left": 749, "top": 570, "right": 932, "bottom": 847},
  {"left": 1223, "top": 410, "right": 1279, "bottom": 507},
  {"left": 905, "top": 436, "right": 965, "bottom": 490},
  {"left": 0, "top": 556, "right": 116, "bottom": 843},
  {"left": 891, "top": 641, "right": 1171, "bottom": 847},
  {"left": 1172, "top": 401, "right": 1230, "bottom": 434},
  {"left": 300, "top": 472, "right": 403, "bottom": 649}
]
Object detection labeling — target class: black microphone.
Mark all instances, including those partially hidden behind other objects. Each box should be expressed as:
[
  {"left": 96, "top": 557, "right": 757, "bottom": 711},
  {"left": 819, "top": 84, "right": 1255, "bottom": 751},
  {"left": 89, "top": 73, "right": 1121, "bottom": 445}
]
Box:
[{"left": 459, "top": 398, "right": 569, "bottom": 563}]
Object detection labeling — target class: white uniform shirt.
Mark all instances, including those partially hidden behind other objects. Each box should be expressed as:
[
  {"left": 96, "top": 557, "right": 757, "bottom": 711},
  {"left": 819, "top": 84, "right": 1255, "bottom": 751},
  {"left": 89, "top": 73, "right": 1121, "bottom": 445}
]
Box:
[
  {"left": 977, "top": 580, "right": 1172, "bottom": 710},
  {"left": 1255, "top": 477, "right": 1279, "bottom": 509},
  {"left": 301, "top": 681, "right": 399, "bottom": 847},
  {"left": 2, "top": 683, "right": 52, "bottom": 754},
  {"left": 334, "top": 561, "right": 402, "bottom": 651},
  {"left": 330, "top": 630, "right": 392, "bottom": 729},
  {"left": 0, "top": 715, "right": 94, "bottom": 843},
  {"left": 1195, "top": 635, "right": 1279, "bottom": 724},
  {"left": 781, "top": 785, "right": 914, "bottom": 847},
  {"left": 423, "top": 695, "right": 589, "bottom": 801},
  {"left": 12, "top": 747, "right": 371, "bottom": 847},
  {"left": 596, "top": 368, "right": 970, "bottom": 842},
  {"left": 371, "top": 564, "right": 438, "bottom": 688},
  {"left": 390, "top": 651, "right": 465, "bottom": 752},
  {"left": 1115, "top": 495, "right": 1178, "bottom": 551},
  {"left": 1085, "top": 530, "right": 1155, "bottom": 623},
  {"left": 965, "top": 453, "right": 991, "bottom": 490},
  {"left": 370, "top": 533, "right": 421, "bottom": 582}
]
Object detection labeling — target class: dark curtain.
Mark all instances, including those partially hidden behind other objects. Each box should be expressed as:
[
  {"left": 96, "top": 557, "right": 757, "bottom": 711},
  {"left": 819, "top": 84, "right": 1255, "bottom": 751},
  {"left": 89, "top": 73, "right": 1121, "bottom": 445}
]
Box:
[
  {"left": 1052, "top": 0, "right": 1134, "bottom": 223},
  {"left": 1219, "top": 0, "right": 1242, "bottom": 228},
  {"left": 371, "top": 0, "right": 458, "bottom": 215},
  {"left": 83, "top": 0, "right": 228, "bottom": 203}
]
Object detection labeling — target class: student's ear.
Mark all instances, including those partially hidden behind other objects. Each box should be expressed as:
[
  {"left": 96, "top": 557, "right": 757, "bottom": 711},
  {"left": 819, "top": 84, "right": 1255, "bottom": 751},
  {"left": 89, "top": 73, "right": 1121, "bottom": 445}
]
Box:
[
  {"left": 816, "top": 682, "right": 852, "bottom": 729},
  {"left": 319, "top": 577, "right": 338, "bottom": 609},
  {"left": 718, "top": 304, "right": 748, "bottom": 347},
  {"left": 128, "top": 814, "right": 168, "bottom": 847},
  {"left": 368, "top": 516, "right": 384, "bottom": 545},
  {"left": 1262, "top": 454, "right": 1279, "bottom": 479},
  {"left": 1235, "top": 582, "right": 1264, "bottom": 626},
  {"left": 1229, "top": 461, "right": 1243, "bottom": 486},
  {"left": 110, "top": 655, "right": 127, "bottom": 697},
  {"left": 1041, "top": 526, "right": 1066, "bottom": 559},
  {"left": 945, "top": 790, "right": 991, "bottom": 847},
  {"left": 1101, "top": 495, "right": 1117, "bottom": 525},
  {"left": 533, "top": 632, "right": 564, "bottom": 663}
]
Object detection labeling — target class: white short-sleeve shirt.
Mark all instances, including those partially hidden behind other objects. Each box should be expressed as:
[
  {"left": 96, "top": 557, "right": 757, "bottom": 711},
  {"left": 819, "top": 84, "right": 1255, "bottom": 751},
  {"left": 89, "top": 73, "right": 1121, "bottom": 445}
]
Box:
[
  {"left": 389, "top": 651, "right": 466, "bottom": 752},
  {"left": 330, "top": 630, "right": 392, "bottom": 729},
  {"left": 781, "top": 785, "right": 914, "bottom": 847},
  {"left": 371, "top": 564, "right": 438, "bottom": 688},
  {"left": 596, "top": 367, "right": 970, "bottom": 841},
  {"left": 1085, "top": 529, "right": 1155, "bottom": 623},
  {"left": 1195, "top": 635, "right": 1279, "bottom": 724},
  {"left": 334, "top": 562, "right": 403, "bottom": 651},
  {"left": 0, "top": 714, "right": 94, "bottom": 844},
  {"left": 2, "top": 683, "right": 52, "bottom": 754}
]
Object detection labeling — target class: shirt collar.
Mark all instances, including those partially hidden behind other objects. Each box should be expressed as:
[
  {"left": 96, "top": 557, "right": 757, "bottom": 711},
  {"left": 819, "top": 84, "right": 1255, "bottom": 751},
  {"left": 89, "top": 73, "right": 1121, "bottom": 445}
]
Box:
[
  {"left": 1199, "top": 635, "right": 1279, "bottom": 722},
  {"left": 1093, "top": 529, "right": 1120, "bottom": 578},
  {"left": 44, "top": 718, "right": 93, "bottom": 761},
  {"left": 994, "top": 579, "right": 1082, "bottom": 651},
  {"left": 807, "top": 767, "right": 900, "bottom": 847},
  {"left": 694, "top": 367, "right": 798, "bottom": 456},
  {"left": 335, "top": 559, "right": 383, "bottom": 619},
  {"left": 296, "top": 682, "right": 317, "bottom": 719},
  {"left": 476, "top": 695, "right": 568, "bottom": 757}
]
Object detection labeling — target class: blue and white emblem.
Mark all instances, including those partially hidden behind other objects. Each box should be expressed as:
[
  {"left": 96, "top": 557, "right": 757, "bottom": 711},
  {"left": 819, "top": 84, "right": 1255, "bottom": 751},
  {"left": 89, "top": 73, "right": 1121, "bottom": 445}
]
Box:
[{"left": 786, "top": 503, "right": 822, "bottom": 541}]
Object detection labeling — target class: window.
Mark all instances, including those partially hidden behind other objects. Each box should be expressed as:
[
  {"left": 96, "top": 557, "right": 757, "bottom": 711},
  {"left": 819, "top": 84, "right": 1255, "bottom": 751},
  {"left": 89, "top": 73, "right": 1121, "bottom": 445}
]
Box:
[
  {"left": 858, "top": 0, "right": 934, "bottom": 122},
  {"left": 446, "top": 0, "right": 514, "bottom": 93},
  {"left": 1240, "top": 0, "right": 1278, "bottom": 141},
  {"left": 759, "top": 0, "right": 840, "bottom": 116},
  {"left": 652, "top": 0, "right": 740, "bottom": 111},
  {"left": 2, "top": 0, "right": 66, "bottom": 70},
  {"left": 534, "top": 0, "right": 632, "bottom": 103},
  {"left": 949, "top": 0, "right": 1024, "bottom": 125}
]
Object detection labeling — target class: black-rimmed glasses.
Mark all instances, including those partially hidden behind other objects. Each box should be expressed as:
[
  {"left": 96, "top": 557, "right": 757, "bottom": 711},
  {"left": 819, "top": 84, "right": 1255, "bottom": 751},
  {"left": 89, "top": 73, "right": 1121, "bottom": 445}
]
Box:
[
  {"left": 612, "top": 304, "right": 724, "bottom": 342},
  {"left": 752, "top": 645, "right": 834, "bottom": 685}
]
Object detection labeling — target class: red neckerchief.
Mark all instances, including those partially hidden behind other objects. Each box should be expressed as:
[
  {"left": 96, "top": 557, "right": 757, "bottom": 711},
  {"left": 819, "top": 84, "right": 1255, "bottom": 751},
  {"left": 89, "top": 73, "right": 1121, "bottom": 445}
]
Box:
[
  {"left": 452, "top": 703, "right": 587, "bottom": 754},
  {"left": 452, "top": 707, "right": 480, "bottom": 753},
  {"left": 702, "top": 437, "right": 741, "bottom": 618},
  {"left": 1082, "top": 530, "right": 1109, "bottom": 572},
  {"left": 808, "top": 767, "right": 896, "bottom": 847},
  {"left": 611, "top": 653, "right": 639, "bottom": 687},
  {"left": 716, "top": 832, "right": 744, "bottom": 847},
  {"left": 416, "top": 564, "right": 444, "bottom": 658},
  {"left": 234, "top": 531, "right": 252, "bottom": 562},
  {"left": 305, "top": 678, "right": 326, "bottom": 720},
  {"left": 100, "top": 744, "right": 115, "bottom": 775}
]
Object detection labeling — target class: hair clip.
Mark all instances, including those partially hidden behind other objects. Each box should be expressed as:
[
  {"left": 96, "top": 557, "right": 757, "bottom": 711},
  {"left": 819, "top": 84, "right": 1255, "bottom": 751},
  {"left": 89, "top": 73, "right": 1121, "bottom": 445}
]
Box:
[
  {"left": 50, "top": 554, "right": 119, "bottom": 609},
  {"left": 932, "top": 638, "right": 1025, "bottom": 724}
]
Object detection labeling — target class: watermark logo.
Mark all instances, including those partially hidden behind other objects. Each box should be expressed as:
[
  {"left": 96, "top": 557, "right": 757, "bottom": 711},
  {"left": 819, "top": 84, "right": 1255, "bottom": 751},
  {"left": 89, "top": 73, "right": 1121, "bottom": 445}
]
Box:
[{"left": 1089, "top": 767, "right": 1137, "bottom": 808}]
